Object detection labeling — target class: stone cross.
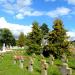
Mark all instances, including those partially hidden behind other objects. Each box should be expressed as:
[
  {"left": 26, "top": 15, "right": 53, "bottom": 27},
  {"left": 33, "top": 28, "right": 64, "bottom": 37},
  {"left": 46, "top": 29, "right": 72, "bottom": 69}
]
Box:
[
  {"left": 28, "top": 57, "right": 34, "bottom": 72},
  {"left": 60, "top": 63, "right": 72, "bottom": 75},
  {"left": 40, "top": 54, "right": 44, "bottom": 59},
  {"left": 41, "top": 59, "right": 46, "bottom": 68},
  {"left": 61, "top": 54, "right": 68, "bottom": 63},
  {"left": 49, "top": 54, "right": 54, "bottom": 65},
  {"left": 13, "top": 55, "right": 24, "bottom": 69},
  {"left": 19, "top": 56, "right": 24, "bottom": 69},
  {"left": 32, "top": 53, "right": 36, "bottom": 60},
  {"left": 41, "top": 59, "right": 48, "bottom": 75}
]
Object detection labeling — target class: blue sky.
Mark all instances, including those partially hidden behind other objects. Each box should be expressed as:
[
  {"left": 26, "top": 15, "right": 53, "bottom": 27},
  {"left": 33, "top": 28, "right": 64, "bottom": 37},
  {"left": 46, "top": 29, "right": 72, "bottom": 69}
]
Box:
[{"left": 0, "top": 0, "right": 75, "bottom": 40}]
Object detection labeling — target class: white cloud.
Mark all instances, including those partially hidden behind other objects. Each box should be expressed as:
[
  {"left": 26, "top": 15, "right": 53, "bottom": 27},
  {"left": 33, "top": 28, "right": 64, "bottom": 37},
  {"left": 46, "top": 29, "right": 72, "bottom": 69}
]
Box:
[
  {"left": 16, "top": 11, "right": 44, "bottom": 19},
  {"left": 0, "top": 17, "right": 32, "bottom": 37},
  {"left": 66, "top": 0, "right": 75, "bottom": 5},
  {"left": 0, "top": 0, "right": 33, "bottom": 15},
  {"left": 16, "top": 13, "right": 24, "bottom": 19},
  {"left": 0, "top": 0, "right": 44, "bottom": 19},
  {"left": 45, "top": 0, "right": 56, "bottom": 2},
  {"left": 66, "top": 31, "right": 75, "bottom": 41},
  {"left": 0, "top": 0, "right": 71, "bottom": 19},
  {"left": 47, "top": 7, "right": 71, "bottom": 18},
  {"left": 30, "top": 11, "right": 44, "bottom": 16},
  {"left": 16, "top": 0, "right": 32, "bottom": 7},
  {"left": 16, "top": 7, "right": 71, "bottom": 19},
  {"left": 0, "top": 17, "right": 74, "bottom": 41}
]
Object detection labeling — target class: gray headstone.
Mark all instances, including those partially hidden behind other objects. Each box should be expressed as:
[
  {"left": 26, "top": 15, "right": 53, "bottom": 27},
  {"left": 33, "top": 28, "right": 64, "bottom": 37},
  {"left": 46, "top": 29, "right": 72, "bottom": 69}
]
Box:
[{"left": 60, "top": 63, "right": 72, "bottom": 75}]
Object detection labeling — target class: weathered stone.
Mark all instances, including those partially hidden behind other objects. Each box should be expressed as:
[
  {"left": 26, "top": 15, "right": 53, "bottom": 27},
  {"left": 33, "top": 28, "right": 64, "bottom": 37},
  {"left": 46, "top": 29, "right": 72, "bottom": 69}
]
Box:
[
  {"left": 13, "top": 55, "right": 24, "bottom": 69},
  {"left": 49, "top": 55, "right": 54, "bottom": 65},
  {"left": 41, "top": 61, "right": 48, "bottom": 75},
  {"left": 61, "top": 54, "right": 68, "bottom": 63},
  {"left": 2, "top": 43, "right": 6, "bottom": 52},
  {"left": 28, "top": 57, "right": 34, "bottom": 72},
  {"left": 60, "top": 63, "right": 72, "bottom": 75},
  {"left": 19, "top": 60, "right": 24, "bottom": 69},
  {"left": 40, "top": 54, "right": 44, "bottom": 59}
]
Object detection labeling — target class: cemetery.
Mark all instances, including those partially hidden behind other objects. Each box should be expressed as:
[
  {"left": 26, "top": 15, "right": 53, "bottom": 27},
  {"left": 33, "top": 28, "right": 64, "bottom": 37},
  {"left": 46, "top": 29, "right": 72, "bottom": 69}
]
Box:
[
  {"left": 0, "top": 19, "right": 75, "bottom": 75},
  {"left": 0, "top": 49, "right": 75, "bottom": 75}
]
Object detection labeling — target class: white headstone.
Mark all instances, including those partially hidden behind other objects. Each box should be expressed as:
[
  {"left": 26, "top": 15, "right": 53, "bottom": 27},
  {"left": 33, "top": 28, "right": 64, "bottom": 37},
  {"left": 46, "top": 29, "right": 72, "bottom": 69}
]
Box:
[
  {"left": 32, "top": 53, "right": 36, "bottom": 58},
  {"left": 40, "top": 54, "right": 44, "bottom": 59},
  {"left": 2, "top": 43, "right": 6, "bottom": 52},
  {"left": 61, "top": 54, "right": 68, "bottom": 63},
  {"left": 14, "top": 59, "right": 16, "bottom": 64},
  {"left": 10, "top": 45, "right": 12, "bottom": 49},
  {"left": 28, "top": 57, "right": 34, "bottom": 72},
  {"left": 41, "top": 61, "right": 48, "bottom": 75},
  {"left": 19, "top": 60, "right": 24, "bottom": 69},
  {"left": 49, "top": 55, "right": 54, "bottom": 65}
]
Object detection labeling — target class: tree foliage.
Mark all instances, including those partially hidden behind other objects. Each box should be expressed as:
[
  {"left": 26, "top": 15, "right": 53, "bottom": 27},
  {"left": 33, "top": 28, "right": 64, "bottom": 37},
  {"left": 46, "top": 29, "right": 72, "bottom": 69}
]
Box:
[
  {"left": 48, "top": 19, "right": 70, "bottom": 58},
  {"left": 27, "top": 21, "right": 42, "bottom": 54},
  {"left": 40, "top": 23, "right": 49, "bottom": 35},
  {"left": 0, "top": 28, "right": 16, "bottom": 47},
  {"left": 17, "top": 32, "right": 25, "bottom": 47}
]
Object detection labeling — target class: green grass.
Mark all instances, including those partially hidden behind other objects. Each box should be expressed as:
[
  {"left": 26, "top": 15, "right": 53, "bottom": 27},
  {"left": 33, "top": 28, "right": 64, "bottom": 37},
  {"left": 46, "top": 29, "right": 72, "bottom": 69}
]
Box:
[{"left": 0, "top": 50, "right": 75, "bottom": 75}]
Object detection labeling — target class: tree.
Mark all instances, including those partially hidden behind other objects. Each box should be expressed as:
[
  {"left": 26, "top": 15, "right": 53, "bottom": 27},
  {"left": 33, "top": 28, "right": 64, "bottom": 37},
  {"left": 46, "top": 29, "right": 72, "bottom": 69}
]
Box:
[
  {"left": 0, "top": 28, "right": 16, "bottom": 47},
  {"left": 40, "top": 23, "right": 49, "bottom": 35},
  {"left": 0, "top": 29, "right": 3, "bottom": 47},
  {"left": 27, "top": 21, "right": 42, "bottom": 54},
  {"left": 17, "top": 32, "right": 25, "bottom": 47},
  {"left": 48, "top": 19, "right": 70, "bottom": 58}
]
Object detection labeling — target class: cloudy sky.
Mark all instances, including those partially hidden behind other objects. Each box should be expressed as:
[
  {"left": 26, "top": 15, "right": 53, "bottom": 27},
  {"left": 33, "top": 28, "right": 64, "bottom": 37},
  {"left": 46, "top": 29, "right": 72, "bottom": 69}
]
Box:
[{"left": 0, "top": 0, "right": 75, "bottom": 40}]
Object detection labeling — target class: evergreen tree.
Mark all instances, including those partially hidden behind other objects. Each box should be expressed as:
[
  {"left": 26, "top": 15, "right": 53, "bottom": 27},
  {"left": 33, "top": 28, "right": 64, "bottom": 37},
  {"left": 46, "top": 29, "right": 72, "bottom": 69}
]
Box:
[
  {"left": 48, "top": 19, "right": 70, "bottom": 58},
  {"left": 17, "top": 32, "right": 25, "bottom": 47},
  {"left": 40, "top": 23, "right": 49, "bottom": 35},
  {"left": 27, "top": 21, "right": 42, "bottom": 54}
]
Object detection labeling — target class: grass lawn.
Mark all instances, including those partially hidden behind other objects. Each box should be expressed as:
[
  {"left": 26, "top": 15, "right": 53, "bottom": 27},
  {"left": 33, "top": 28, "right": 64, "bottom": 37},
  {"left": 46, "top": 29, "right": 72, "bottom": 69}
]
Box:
[{"left": 0, "top": 50, "right": 75, "bottom": 75}]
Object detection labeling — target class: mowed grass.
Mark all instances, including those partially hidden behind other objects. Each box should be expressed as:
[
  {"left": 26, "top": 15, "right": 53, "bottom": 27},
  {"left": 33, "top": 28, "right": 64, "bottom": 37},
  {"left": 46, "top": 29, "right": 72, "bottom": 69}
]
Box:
[{"left": 0, "top": 50, "right": 75, "bottom": 75}]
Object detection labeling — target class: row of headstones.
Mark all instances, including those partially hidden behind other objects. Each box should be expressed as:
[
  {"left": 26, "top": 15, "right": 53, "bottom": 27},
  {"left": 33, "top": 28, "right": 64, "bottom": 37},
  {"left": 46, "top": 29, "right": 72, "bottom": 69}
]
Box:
[
  {"left": 61, "top": 54, "right": 72, "bottom": 75},
  {"left": 13, "top": 53, "right": 72, "bottom": 75},
  {"left": 40, "top": 54, "right": 72, "bottom": 75},
  {"left": 2, "top": 43, "right": 12, "bottom": 52},
  {"left": 2, "top": 43, "right": 24, "bottom": 52},
  {"left": 13, "top": 56, "right": 34, "bottom": 71}
]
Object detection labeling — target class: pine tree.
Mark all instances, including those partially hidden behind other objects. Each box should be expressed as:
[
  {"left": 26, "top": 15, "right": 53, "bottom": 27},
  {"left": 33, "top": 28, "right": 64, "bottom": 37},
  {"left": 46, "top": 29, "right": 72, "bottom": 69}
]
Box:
[
  {"left": 17, "top": 32, "right": 25, "bottom": 47},
  {"left": 27, "top": 21, "right": 42, "bottom": 54},
  {"left": 48, "top": 19, "right": 70, "bottom": 58},
  {"left": 40, "top": 23, "right": 49, "bottom": 35}
]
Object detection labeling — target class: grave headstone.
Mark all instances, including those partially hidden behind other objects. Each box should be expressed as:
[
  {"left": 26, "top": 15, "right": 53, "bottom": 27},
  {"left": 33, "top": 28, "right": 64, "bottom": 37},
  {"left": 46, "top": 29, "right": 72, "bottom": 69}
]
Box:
[
  {"left": 2, "top": 43, "right": 6, "bottom": 52},
  {"left": 40, "top": 54, "right": 44, "bottom": 59},
  {"left": 49, "top": 54, "right": 54, "bottom": 65},
  {"left": 60, "top": 63, "right": 72, "bottom": 75},
  {"left": 41, "top": 59, "right": 46, "bottom": 68},
  {"left": 41, "top": 59, "right": 48, "bottom": 75},
  {"left": 32, "top": 53, "right": 36, "bottom": 57},
  {"left": 13, "top": 55, "right": 24, "bottom": 69},
  {"left": 28, "top": 57, "right": 34, "bottom": 72},
  {"left": 61, "top": 54, "right": 68, "bottom": 63},
  {"left": 19, "top": 58, "right": 24, "bottom": 69},
  {"left": 10, "top": 45, "right": 12, "bottom": 49}
]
